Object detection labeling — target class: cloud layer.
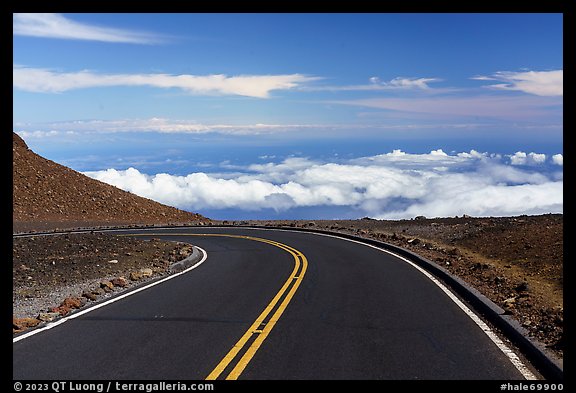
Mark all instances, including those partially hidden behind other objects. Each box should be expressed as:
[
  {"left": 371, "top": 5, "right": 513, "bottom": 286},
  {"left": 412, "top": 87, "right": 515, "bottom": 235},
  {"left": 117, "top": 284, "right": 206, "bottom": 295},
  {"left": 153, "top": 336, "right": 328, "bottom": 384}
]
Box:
[
  {"left": 13, "top": 13, "right": 164, "bottom": 44},
  {"left": 84, "top": 150, "right": 563, "bottom": 219},
  {"left": 472, "top": 70, "right": 563, "bottom": 97},
  {"left": 307, "top": 76, "right": 442, "bottom": 92},
  {"left": 13, "top": 66, "right": 318, "bottom": 98},
  {"left": 14, "top": 119, "right": 327, "bottom": 136}
]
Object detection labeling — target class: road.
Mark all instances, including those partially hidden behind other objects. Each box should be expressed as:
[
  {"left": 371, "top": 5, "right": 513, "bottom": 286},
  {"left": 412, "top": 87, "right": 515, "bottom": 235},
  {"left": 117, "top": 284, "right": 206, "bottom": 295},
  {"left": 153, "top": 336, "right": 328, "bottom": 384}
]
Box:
[{"left": 13, "top": 227, "right": 537, "bottom": 380}]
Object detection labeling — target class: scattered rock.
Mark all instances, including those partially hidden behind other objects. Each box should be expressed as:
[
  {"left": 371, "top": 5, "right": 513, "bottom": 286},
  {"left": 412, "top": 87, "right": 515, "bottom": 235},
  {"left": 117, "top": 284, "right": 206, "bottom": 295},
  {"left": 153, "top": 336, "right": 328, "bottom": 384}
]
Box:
[
  {"left": 82, "top": 291, "right": 98, "bottom": 301},
  {"left": 37, "top": 312, "right": 61, "bottom": 322},
  {"left": 50, "top": 306, "right": 69, "bottom": 316},
  {"left": 49, "top": 297, "right": 84, "bottom": 316},
  {"left": 100, "top": 280, "right": 114, "bottom": 291},
  {"left": 59, "top": 297, "right": 82, "bottom": 310},
  {"left": 494, "top": 276, "right": 505, "bottom": 284},
  {"left": 140, "top": 268, "right": 153, "bottom": 278},
  {"left": 111, "top": 277, "right": 128, "bottom": 287},
  {"left": 97, "top": 286, "right": 109, "bottom": 294},
  {"left": 471, "top": 262, "right": 491, "bottom": 271},
  {"left": 522, "top": 319, "right": 532, "bottom": 327},
  {"left": 13, "top": 317, "right": 40, "bottom": 330}
]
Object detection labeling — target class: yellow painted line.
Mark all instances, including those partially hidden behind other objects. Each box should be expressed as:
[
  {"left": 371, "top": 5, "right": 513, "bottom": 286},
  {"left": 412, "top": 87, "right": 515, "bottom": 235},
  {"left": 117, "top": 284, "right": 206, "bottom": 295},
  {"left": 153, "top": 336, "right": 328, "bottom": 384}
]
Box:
[
  {"left": 225, "top": 248, "right": 307, "bottom": 380},
  {"left": 127, "top": 232, "right": 307, "bottom": 380}
]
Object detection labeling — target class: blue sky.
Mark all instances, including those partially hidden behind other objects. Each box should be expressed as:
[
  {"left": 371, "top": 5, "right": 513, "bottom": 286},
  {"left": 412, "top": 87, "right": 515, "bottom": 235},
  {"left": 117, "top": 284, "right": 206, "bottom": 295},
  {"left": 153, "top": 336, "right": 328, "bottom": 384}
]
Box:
[{"left": 13, "top": 13, "right": 563, "bottom": 220}]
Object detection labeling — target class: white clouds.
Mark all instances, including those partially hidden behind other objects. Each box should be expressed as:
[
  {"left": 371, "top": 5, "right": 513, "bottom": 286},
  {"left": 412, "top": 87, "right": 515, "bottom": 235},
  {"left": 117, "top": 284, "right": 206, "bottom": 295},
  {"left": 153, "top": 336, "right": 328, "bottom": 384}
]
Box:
[
  {"left": 14, "top": 130, "right": 65, "bottom": 139},
  {"left": 86, "top": 168, "right": 291, "bottom": 211},
  {"left": 349, "top": 149, "right": 484, "bottom": 171},
  {"left": 13, "top": 66, "right": 319, "bottom": 98},
  {"left": 325, "top": 69, "right": 562, "bottom": 122},
  {"left": 457, "top": 150, "right": 488, "bottom": 159},
  {"left": 14, "top": 119, "right": 337, "bottom": 137},
  {"left": 84, "top": 149, "right": 563, "bottom": 219},
  {"left": 309, "top": 76, "right": 442, "bottom": 92},
  {"left": 13, "top": 13, "right": 164, "bottom": 44},
  {"left": 472, "top": 70, "right": 563, "bottom": 97},
  {"left": 370, "top": 76, "right": 441, "bottom": 90},
  {"left": 508, "top": 151, "right": 547, "bottom": 165},
  {"left": 376, "top": 181, "right": 562, "bottom": 220},
  {"left": 552, "top": 154, "right": 563, "bottom": 166}
]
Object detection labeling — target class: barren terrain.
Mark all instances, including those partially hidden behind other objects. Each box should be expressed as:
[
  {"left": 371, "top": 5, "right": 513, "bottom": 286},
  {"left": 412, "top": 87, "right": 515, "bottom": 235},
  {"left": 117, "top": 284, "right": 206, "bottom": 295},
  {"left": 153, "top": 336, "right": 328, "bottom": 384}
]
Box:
[{"left": 13, "top": 233, "right": 196, "bottom": 332}]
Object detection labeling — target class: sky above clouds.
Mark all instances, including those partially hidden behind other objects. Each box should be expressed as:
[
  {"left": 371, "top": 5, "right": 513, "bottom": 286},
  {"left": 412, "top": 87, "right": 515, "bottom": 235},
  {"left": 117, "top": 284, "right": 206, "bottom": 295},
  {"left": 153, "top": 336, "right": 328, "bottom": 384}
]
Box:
[{"left": 13, "top": 13, "right": 563, "bottom": 220}]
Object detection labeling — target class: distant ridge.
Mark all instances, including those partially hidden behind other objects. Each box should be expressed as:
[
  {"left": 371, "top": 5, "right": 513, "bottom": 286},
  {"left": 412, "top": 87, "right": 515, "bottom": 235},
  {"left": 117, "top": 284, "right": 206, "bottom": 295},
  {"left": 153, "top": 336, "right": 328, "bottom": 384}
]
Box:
[{"left": 13, "top": 132, "right": 209, "bottom": 232}]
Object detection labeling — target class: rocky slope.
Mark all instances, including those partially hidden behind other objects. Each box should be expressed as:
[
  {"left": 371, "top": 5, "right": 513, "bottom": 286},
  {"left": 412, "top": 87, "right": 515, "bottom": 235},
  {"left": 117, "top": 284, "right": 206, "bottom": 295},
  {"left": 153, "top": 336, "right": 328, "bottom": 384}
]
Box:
[{"left": 13, "top": 132, "right": 208, "bottom": 233}]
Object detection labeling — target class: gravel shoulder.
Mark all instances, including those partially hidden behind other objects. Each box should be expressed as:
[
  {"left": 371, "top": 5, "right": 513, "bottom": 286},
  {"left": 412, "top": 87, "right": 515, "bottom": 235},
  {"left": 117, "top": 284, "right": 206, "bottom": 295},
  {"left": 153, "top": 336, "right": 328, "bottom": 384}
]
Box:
[{"left": 13, "top": 232, "right": 196, "bottom": 333}]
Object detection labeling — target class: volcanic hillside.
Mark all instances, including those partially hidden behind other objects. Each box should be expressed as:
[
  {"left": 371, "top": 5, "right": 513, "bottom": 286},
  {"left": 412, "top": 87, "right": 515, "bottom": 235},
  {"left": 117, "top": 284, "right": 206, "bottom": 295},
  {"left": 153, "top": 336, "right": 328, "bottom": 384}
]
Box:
[{"left": 13, "top": 132, "right": 208, "bottom": 232}]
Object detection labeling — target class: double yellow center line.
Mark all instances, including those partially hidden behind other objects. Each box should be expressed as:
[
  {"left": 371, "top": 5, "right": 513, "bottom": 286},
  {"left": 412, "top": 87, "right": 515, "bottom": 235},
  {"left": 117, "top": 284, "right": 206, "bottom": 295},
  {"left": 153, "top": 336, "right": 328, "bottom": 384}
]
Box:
[
  {"left": 129, "top": 233, "right": 307, "bottom": 380},
  {"left": 203, "top": 234, "right": 307, "bottom": 380}
]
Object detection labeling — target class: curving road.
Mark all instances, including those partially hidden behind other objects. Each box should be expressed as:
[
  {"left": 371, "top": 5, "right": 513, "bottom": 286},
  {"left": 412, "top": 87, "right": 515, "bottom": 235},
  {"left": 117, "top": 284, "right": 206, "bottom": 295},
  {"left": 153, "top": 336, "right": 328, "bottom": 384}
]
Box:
[{"left": 13, "top": 227, "right": 538, "bottom": 380}]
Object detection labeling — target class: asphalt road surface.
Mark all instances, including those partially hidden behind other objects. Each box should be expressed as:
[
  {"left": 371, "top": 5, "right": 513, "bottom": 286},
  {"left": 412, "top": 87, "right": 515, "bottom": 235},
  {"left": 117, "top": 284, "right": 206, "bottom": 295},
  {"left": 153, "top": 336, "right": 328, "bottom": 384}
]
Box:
[{"left": 13, "top": 227, "right": 538, "bottom": 380}]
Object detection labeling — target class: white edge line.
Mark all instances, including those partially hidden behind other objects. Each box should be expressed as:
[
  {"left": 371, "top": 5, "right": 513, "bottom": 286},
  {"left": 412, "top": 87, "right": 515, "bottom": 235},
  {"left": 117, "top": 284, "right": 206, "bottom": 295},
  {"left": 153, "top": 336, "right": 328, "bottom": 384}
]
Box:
[
  {"left": 315, "top": 231, "right": 538, "bottom": 380},
  {"left": 13, "top": 246, "right": 208, "bottom": 343}
]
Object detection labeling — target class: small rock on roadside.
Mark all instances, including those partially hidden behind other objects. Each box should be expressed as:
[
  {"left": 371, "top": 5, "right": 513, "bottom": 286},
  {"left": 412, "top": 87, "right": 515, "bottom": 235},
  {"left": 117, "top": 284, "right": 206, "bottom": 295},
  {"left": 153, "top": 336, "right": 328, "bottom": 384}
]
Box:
[
  {"left": 13, "top": 317, "right": 40, "bottom": 330},
  {"left": 111, "top": 277, "right": 128, "bottom": 287},
  {"left": 100, "top": 280, "right": 114, "bottom": 291},
  {"left": 37, "top": 312, "right": 61, "bottom": 322},
  {"left": 61, "top": 297, "right": 83, "bottom": 309},
  {"left": 140, "top": 268, "right": 153, "bottom": 278},
  {"left": 82, "top": 291, "right": 98, "bottom": 301}
]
